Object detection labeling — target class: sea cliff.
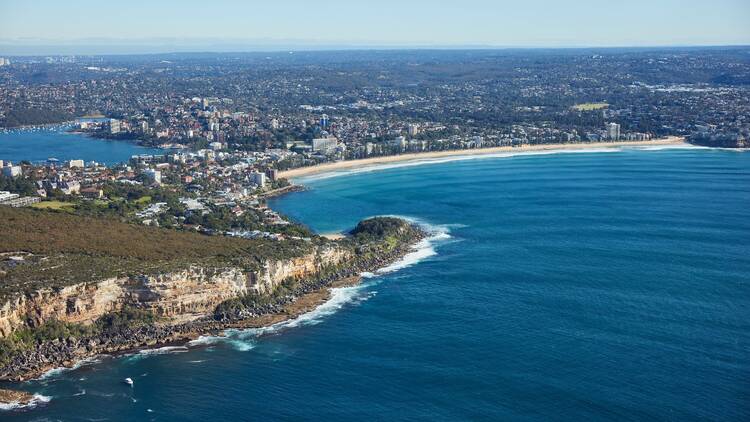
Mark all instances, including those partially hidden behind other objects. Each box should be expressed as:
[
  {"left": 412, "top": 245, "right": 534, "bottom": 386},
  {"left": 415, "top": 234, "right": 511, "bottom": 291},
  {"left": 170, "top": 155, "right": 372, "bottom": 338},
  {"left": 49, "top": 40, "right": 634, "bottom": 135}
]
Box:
[{"left": 0, "top": 216, "right": 426, "bottom": 382}]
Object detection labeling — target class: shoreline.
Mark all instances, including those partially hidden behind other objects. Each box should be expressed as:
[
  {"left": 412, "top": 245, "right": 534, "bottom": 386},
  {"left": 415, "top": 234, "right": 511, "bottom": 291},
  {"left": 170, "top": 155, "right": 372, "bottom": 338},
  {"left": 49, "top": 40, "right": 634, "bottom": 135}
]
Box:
[
  {"left": 279, "top": 137, "right": 686, "bottom": 179},
  {"left": 0, "top": 223, "right": 428, "bottom": 385}
]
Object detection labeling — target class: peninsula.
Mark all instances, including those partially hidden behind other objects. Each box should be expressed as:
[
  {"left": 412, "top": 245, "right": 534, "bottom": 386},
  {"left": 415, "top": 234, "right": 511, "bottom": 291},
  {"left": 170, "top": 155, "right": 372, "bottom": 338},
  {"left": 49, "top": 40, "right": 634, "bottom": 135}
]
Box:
[{"left": 0, "top": 207, "right": 426, "bottom": 384}]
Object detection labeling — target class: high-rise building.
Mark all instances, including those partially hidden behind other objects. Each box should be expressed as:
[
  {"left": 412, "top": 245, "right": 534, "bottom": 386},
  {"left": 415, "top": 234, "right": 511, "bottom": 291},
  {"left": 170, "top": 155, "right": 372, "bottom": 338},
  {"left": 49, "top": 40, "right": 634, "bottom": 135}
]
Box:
[
  {"left": 320, "top": 114, "right": 329, "bottom": 128},
  {"left": 109, "top": 119, "right": 121, "bottom": 134},
  {"left": 389, "top": 136, "right": 408, "bottom": 150},
  {"left": 407, "top": 123, "right": 420, "bottom": 136},
  {"left": 2, "top": 164, "right": 21, "bottom": 177},
  {"left": 312, "top": 134, "right": 339, "bottom": 154},
  {"left": 607, "top": 123, "right": 621, "bottom": 141},
  {"left": 144, "top": 169, "right": 162, "bottom": 185},
  {"left": 250, "top": 171, "right": 267, "bottom": 188}
]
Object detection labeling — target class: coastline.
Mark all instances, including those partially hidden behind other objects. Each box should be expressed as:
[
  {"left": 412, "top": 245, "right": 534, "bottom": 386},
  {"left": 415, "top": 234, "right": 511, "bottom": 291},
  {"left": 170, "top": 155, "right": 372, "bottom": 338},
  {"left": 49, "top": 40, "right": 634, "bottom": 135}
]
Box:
[
  {"left": 279, "top": 137, "right": 686, "bottom": 179},
  {"left": 4, "top": 275, "right": 364, "bottom": 383},
  {"left": 0, "top": 221, "right": 428, "bottom": 385}
]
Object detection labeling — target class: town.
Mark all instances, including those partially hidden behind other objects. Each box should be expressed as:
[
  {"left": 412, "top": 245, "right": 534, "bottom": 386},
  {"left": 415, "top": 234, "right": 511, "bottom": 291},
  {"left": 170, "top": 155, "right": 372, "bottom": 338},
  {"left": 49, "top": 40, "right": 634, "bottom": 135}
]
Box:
[
  {"left": 1, "top": 147, "right": 307, "bottom": 241},
  {"left": 1, "top": 48, "right": 749, "bottom": 235}
]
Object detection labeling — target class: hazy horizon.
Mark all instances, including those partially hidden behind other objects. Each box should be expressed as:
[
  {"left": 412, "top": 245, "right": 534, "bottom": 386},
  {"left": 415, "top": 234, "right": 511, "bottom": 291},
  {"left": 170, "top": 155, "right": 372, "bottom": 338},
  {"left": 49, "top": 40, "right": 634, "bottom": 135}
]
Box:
[{"left": 1, "top": 0, "right": 749, "bottom": 55}]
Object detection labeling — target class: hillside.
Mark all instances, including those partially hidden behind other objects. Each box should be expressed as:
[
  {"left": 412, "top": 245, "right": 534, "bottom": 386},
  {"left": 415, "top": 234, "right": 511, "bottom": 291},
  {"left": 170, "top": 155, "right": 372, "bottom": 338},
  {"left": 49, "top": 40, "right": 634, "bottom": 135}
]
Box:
[{"left": 0, "top": 206, "right": 311, "bottom": 300}]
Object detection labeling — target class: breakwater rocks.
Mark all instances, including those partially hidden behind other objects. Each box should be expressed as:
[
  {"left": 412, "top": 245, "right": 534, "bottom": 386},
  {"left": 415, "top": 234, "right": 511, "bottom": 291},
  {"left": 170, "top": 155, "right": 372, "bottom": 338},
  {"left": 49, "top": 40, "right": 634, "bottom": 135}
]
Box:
[{"left": 0, "top": 220, "right": 427, "bottom": 381}]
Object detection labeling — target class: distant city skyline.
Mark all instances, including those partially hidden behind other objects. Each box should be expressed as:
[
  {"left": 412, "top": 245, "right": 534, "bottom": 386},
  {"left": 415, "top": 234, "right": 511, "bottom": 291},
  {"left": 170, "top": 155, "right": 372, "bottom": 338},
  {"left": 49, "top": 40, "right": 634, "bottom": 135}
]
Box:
[{"left": 1, "top": 0, "right": 749, "bottom": 55}]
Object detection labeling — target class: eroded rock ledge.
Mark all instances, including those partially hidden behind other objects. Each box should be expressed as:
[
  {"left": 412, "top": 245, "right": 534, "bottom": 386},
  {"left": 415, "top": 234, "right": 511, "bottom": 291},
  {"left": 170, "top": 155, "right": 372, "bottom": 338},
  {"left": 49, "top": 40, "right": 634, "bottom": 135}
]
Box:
[{"left": 0, "top": 217, "right": 427, "bottom": 382}]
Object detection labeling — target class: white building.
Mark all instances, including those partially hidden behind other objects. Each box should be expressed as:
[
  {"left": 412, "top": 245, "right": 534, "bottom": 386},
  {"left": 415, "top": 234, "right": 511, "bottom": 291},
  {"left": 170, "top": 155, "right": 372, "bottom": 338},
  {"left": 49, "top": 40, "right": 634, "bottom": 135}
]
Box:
[
  {"left": 607, "top": 123, "right": 621, "bottom": 141},
  {"left": 312, "top": 135, "right": 339, "bottom": 154},
  {"left": 388, "top": 136, "right": 407, "bottom": 150},
  {"left": 109, "top": 119, "right": 121, "bottom": 134},
  {"left": 67, "top": 159, "right": 85, "bottom": 169},
  {"left": 0, "top": 191, "right": 19, "bottom": 202},
  {"left": 407, "top": 123, "right": 420, "bottom": 136},
  {"left": 2, "top": 165, "right": 21, "bottom": 177},
  {"left": 249, "top": 171, "right": 267, "bottom": 188},
  {"left": 145, "top": 169, "right": 162, "bottom": 185}
]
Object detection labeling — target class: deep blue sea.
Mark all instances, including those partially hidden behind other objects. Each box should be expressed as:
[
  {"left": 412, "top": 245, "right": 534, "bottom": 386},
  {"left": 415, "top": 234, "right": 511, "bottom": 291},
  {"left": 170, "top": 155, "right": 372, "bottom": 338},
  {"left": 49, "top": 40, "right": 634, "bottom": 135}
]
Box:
[
  {"left": 0, "top": 125, "right": 163, "bottom": 165},
  {"left": 3, "top": 146, "right": 749, "bottom": 421}
]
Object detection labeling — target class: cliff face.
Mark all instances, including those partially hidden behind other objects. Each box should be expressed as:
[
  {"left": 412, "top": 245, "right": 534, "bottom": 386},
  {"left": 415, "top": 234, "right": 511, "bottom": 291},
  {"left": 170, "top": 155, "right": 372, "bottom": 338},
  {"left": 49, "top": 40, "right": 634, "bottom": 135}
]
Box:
[{"left": 0, "top": 246, "right": 350, "bottom": 338}]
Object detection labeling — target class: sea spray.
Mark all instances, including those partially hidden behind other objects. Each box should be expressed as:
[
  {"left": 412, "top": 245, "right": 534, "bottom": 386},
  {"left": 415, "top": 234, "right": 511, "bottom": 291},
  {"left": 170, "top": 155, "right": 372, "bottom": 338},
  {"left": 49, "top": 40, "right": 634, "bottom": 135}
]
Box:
[
  {"left": 0, "top": 394, "right": 52, "bottom": 411},
  {"left": 187, "top": 217, "right": 452, "bottom": 352}
]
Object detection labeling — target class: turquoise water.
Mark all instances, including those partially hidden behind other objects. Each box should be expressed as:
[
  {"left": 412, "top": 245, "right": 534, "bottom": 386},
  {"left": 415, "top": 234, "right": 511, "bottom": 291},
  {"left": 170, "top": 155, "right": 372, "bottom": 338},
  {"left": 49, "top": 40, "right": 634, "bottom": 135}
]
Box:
[
  {"left": 0, "top": 126, "right": 163, "bottom": 165},
  {"left": 2, "top": 147, "right": 749, "bottom": 420}
]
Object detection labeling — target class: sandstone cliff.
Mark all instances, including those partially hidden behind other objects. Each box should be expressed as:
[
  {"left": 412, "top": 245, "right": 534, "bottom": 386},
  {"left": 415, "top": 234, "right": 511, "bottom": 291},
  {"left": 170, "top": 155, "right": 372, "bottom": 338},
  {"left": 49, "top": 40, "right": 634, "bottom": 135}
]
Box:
[{"left": 0, "top": 245, "right": 350, "bottom": 338}]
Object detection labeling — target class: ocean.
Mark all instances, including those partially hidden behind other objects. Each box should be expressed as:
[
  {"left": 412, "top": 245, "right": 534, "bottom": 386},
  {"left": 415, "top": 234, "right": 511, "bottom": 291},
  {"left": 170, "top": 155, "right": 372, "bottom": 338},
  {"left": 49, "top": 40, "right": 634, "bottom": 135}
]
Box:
[
  {"left": 0, "top": 125, "right": 164, "bottom": 166},
  {"left": 2, "top": 146, "right": 749, "bottom": 420}
]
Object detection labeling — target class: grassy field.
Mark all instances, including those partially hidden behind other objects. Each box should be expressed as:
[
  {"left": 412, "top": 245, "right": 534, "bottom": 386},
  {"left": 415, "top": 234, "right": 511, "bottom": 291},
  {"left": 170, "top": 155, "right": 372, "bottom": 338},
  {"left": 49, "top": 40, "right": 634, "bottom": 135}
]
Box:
[
  {"left": 30, "top": 200, "right": 77, "bottom": 212},
  {"left": 0, "top": 207, "right": 311, "bottom": 300},
  {"left": 572, "top": 103, "right": 609, "bottom": 111}
]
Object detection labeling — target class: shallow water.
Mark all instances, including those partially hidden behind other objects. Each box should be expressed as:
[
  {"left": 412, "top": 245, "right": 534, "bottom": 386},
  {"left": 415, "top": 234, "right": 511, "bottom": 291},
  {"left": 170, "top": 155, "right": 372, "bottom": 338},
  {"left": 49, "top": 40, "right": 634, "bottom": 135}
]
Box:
[
  {"left": 3, "top": 147, "right": 749, "bottom": 420},
  {"left": 0, "top": 126, "right": 164, "bottom": 165}
]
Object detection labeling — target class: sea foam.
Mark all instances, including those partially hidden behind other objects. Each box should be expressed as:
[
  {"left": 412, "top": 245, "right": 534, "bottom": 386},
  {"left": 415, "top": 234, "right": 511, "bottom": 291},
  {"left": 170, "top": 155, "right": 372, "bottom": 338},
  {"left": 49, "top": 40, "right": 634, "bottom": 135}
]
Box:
[
  {"left": 188, "top": 216, "right": 451, "bottom": 352},
  {"left": 0, "top": 394, "right": 52, "bottom": 411},
  {"left": 39, "top": 356, "right": 103, "bottom": 380}
]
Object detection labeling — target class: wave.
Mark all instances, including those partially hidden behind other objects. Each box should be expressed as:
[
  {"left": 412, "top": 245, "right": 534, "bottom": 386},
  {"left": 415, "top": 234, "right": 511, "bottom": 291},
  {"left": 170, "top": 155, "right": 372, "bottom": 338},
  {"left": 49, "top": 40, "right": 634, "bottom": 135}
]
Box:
[
  {"left": 0, "top": 394, "right": 52, "bottom": 411},
  {"left": 187, "top": 335, "right": 222, "bottom": 347},
  {"left": 188, "top": 216, "right": 451, "bottom": 352},
  {"left": 624, "top": 142, "right": 701, "bottom": 151},
  {"left": 124, "top": 346, "right": 189, "bottom": 362},
  {"left": 39, "top": 356, "right": 102, "bottom": 380},
  {"left": 136, "top": 346, "right": 188, "bottom": 356}
]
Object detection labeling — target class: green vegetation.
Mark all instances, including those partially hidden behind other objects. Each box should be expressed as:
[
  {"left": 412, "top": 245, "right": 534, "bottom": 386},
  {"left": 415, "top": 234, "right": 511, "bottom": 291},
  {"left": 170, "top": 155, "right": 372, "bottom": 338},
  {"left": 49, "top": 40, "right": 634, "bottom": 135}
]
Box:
[
  {"left": 0, "top": 307, "right": 157, "bottom": 366},
  {"left": 134, "top": 195, "right": 152, "bottom": 205},
  {"left": 214, "top": 217, "right": 423, "bottom": 318},
  {"left": 0, "top": 173, "right": 37, "bottom": 196},
  {"left": 572, "top": 103, "right": 609, "bottom": 111},
  {"left": 350, "top": 217, "right": 410, "bottom": 239},
  {"left": 0, "top": 206, "right": 311, "bottom": 301},
  {"left": 30, "top": 200, "right": 77, "bottom": 212},
  {"left": 1, "top": 107, "right": 73, "bottom": 128}
]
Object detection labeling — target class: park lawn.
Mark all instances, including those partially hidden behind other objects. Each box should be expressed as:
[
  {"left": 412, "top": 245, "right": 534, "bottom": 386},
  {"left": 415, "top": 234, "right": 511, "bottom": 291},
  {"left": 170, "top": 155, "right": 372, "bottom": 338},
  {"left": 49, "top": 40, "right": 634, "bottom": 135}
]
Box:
[
  {"left": 30, "top": 200, "right": 77, "bottom": 212},
  {"left": 135, "top": 195, "right": 152, "bottom": 205},
  {"left": 572, "top": 102, "right": 609, "bottom": 111}
]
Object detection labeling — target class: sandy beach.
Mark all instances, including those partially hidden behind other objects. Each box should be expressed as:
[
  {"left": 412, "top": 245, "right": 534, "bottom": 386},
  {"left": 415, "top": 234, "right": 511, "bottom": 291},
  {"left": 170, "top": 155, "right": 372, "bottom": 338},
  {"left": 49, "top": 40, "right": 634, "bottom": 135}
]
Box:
[{"left": 279, "top": 137, "right": 686, "bottom": 179}]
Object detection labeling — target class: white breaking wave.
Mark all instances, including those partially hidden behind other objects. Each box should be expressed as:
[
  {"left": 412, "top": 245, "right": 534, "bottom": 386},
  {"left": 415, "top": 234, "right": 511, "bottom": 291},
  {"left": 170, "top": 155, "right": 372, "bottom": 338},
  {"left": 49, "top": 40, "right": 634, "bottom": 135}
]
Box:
[
  {"left": 0, "top": 394, "right": 51, "bottom": 411},
  {"left": 624, "top": 142, "right": 701, "bottom": 151},
  {"left": 188, "top": 216, "right": 452, "bottom": 352},
  {"left": 124, "top": 346, "right": 189, "bottom": 362},
  {"left": 365, "top": 216, "right": 452, "bottom": 277},
  {"left": 187, "top": 335, "right": 221, "bottom": 347},
  {"left": 136, "top": 346, "right": 188, "bottom": 356},
  {"left": 40, "top": 356, "right": 102, "bottom": 380}
]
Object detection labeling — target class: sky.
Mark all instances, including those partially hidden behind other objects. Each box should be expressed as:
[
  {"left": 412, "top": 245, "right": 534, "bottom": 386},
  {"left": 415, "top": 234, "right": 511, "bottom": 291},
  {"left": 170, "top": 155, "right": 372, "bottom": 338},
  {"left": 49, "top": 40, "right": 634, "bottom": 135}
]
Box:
[{"left": 1, "top": 0, "right": 749, "bottom": 54}]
